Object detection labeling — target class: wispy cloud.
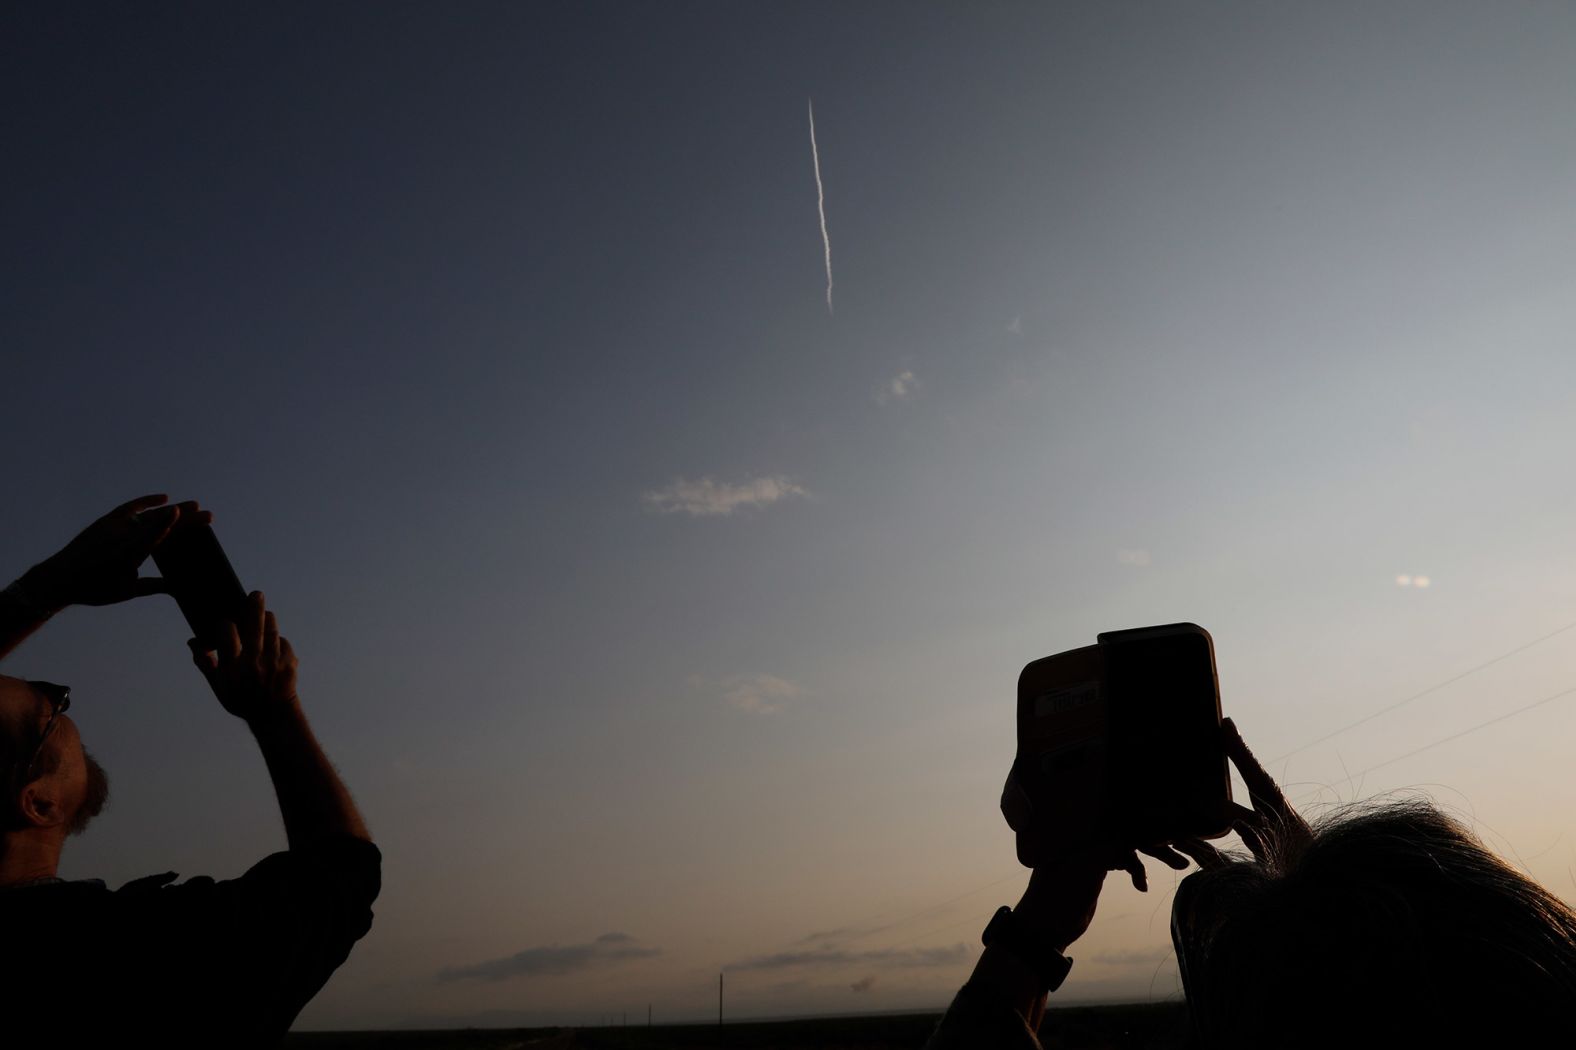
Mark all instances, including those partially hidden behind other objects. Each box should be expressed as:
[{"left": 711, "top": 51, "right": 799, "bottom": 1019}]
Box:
[
  {"left": 850, "top": 975, "right": 877, "bottom": 993},
  {"left": 1116, "top": 548, "right": 1151, "bottom": 566},
  {"left": 722, "top": 673, "right": 801, "bottom": 715},
  {"left": 643, "top": 476, "right": 809, "bottom": 517},
  {"left": 727, "top": 944, "right": 966, "bottom": 972},
  {"left": 1089, "top": 947, "right": 1173, "bottom": 966},
  {"left": 1395, "top": 574, "right": 1432, "bottom": 588},
  {"left": 1006, "top": 315, "right": 1022, "bottom": 335},
  {"left": 808, "top": 98, "right": 833, "bottom": 314},
  {"left": 438, "top": 933, "right": 660, "bottom": 983},
  {"left": 874, "top": 369, "right": 919, "bottom": 406},
  {"left": 799, "top": 925, "right": 890, "bottom": 945}
]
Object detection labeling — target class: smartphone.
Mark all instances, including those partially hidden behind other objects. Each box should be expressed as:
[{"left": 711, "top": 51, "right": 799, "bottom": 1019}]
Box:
[
  {"left": 150, "top": 523, "right": 250, "bottom": 651},
  {"left": 1009, "top": 623, "right": 1230, "bottom": 857}
]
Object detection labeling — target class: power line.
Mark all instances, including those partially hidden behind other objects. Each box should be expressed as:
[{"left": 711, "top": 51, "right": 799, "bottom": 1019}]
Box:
[
  {"left": 882, "top": 913, "right": 990, "bottom": 954},
  {"left": 1296, "top": 682, "right": 1576, "bottom": 802},
  {"left": 1268, "top": 617, "right": 1576, "bottom": 765},
  {"left": 828, "top": 870, "right": 1022, "bottom": 948}
]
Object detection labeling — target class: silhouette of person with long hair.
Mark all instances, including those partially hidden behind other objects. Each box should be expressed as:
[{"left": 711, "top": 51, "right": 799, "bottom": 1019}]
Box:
[{"left": 928, "top": 718, "right": 1576, "bottom": 1048}]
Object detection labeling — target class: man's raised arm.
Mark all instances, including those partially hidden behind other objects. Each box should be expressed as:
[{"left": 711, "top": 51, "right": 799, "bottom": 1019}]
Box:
[
  {"left": 0, "top": 494, "right": 199, "bottom": 660},
  {"left": 189, "top": 591, "right": 371, "bottom": 847}
]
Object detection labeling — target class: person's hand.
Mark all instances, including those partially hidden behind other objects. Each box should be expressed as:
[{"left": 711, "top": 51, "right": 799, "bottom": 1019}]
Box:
[
  {"left": 1002, "top": 762, "right": 1192, "bottom": 954},
  {"left": 1219, "top": 716, "right": 1311, "bottom": 863},
  {"left": 21, "top": 494, "right": 211, "bottom": 610},
  {"left": 187, "top": 591, "right": 300, "bottom": 726},
  {"left": 1008, "top": 837, "right": 1192, "bottom": 953},
  {"left": 1003, "top": 764, "right": 1192, "bottom": 894},
  {"left": 1169, "top": 717, "right": 1312, "bottom": 871}
]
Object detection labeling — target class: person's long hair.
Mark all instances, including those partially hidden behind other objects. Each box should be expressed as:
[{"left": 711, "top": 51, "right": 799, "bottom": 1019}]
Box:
[{"left": 1172, "top": 799, "right": 1576, "bottom": 1047}]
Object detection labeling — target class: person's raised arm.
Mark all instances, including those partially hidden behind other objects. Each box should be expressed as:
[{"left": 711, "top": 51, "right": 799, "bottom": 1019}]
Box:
[
  {"left": 0, "top": 494, "right": 202, "bottom": 660},
  {"left": 189, "top": 591, "right": 371, "bottom": 848},
  {"left": 926, "top": 769, "right": 1192, "bottom": 1049}
]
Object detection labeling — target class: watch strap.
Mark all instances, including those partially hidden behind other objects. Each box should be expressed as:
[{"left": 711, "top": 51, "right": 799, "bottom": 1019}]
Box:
[{"left": 982, "top": 905, "right": 1074, "bottom": 992}]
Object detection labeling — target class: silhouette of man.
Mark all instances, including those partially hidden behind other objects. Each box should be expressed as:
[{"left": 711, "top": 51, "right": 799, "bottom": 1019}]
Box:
[{"left": 0, "top": 495, "right": 380, "bottom": 1048}]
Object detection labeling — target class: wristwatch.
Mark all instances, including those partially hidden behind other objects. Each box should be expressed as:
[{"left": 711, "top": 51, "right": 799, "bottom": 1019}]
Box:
[{"left": 982, "top": 905, "right": 1074, "bottom": 992}]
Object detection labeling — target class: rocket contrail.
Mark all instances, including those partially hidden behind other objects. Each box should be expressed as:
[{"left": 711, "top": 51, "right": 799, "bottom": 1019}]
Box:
[{"left": 808, "top": 98, "right": 833, "bottom": 314}]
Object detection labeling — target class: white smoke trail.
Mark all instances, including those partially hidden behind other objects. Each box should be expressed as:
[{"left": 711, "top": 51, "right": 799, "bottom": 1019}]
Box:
[{"left": 808, "top": 98, "right": 833, "bottom": 314}]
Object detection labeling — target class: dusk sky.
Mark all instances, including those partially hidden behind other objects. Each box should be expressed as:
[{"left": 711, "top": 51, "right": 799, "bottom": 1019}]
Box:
[{"left": 6, "top": 2, "right": 1576, "bottom": 1029}]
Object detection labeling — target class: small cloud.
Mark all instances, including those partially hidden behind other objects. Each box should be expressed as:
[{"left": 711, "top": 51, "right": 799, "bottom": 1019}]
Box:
[
  {"left": 1006, "top": 315, "right": 1022, "bottom": 335},
  {"left": 643, "top": 476, "right": 809, "bottom": 517},
  {"left": 1395, "top": 574, "right": 1412, "bottom": 587},
  {"left": 874, "top": 369, "right": 919, "bottom": 406},
  {"left": 1395, "top": 574, "right": 1432, "bottom": 588},
  {"left": 850, "top": 975, "right": 877, "bottom": 993},
  {"left": 438, "top": 933, "right": 660, "bottom": 983},
  {"left": 1413, "top": 575, "right": 1431, "bottom": 588},
  {"left": 721, "top": 673, "right": 801, "bottom": 715},
  {"left": 1116, "top": 549, "right": 1151, "bottom": 567}
]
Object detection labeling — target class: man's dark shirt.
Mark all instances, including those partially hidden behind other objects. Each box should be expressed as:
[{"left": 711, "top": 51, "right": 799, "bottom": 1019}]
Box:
[{"left": 0, "top": 835, "right": 381, "bottom": 1048}]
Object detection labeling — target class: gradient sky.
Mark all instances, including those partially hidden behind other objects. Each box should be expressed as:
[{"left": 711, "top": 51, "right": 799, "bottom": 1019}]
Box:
[{"left": 6, "top": 1, "right": 1576, "bottom": 1030}]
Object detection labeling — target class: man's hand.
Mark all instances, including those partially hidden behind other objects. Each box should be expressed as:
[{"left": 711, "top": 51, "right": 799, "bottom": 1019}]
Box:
[
  {"left": 22, "top": 494, "right": 211, "bottom": 611},
  {"left": 188, "top": 591, "right": 300, "bottom": 726},
  {"left": 188, "top": 592, "right": 371, "bottom": 848}
]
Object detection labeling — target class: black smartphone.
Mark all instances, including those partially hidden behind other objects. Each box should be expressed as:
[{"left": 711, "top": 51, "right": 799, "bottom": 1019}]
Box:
[
  {"left": 150, "top": 522, "right": 250, "bottom": 651},
  {"left": 1009, "top": 622, "right": 1231, "bottom": 857}
]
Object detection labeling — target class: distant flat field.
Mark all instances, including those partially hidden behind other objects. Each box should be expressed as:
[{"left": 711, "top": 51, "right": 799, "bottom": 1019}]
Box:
[{"left": 286, "top": 1002, "right": 1191, "bottom": 1049}]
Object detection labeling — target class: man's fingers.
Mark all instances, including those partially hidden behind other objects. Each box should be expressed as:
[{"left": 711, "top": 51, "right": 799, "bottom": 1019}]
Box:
[
  {"left": 242, "top": 591, "right": 266, "bottom": 660},
  {"left": 187, "top": 638, "right": 218, "bottom": 676},
  {"left": 139, "top": 505, "right": 181, "bottom": 547},
  {"left": 170, "top": 500, "right": 212, "bottom": 526},
  {"left": 216, "top": 620, "right": 243, "bottom": 666},
  {"left": 263, "top": 611, "right": 280, "bottom": 664},
  {"left": 1138, "top": 845, "right": 1191, "bottom": 871},
  {"left": 114, "top": 493, "right": 169, "bottom": 517}
]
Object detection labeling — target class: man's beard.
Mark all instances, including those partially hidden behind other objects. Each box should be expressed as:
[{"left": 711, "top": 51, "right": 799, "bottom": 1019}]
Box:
[{"left": 69, "top": 749, "right": 109, "bottom": 835}]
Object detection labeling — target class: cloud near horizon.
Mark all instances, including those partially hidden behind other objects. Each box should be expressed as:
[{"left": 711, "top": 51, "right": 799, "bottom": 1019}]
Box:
[
  {"left": 726, "top": 943, "right": 966, "bottom": 972},
  {"left": 799, "top": 924, "right": 890, "bottom": 944},
  {"left": 642, "top": 475, "right": 809, "bottom": 517},
  {"left": 1089, "top": 946, "right": 1174, "bottom": 966},
  {"left": 438, "top": 933, "right": 660, "bottom": 982}
]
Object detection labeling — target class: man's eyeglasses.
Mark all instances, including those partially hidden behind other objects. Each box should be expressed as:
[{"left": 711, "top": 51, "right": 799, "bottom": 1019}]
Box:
[{"left": 19, "top": 681, "right": 70, "bottom": 784}]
